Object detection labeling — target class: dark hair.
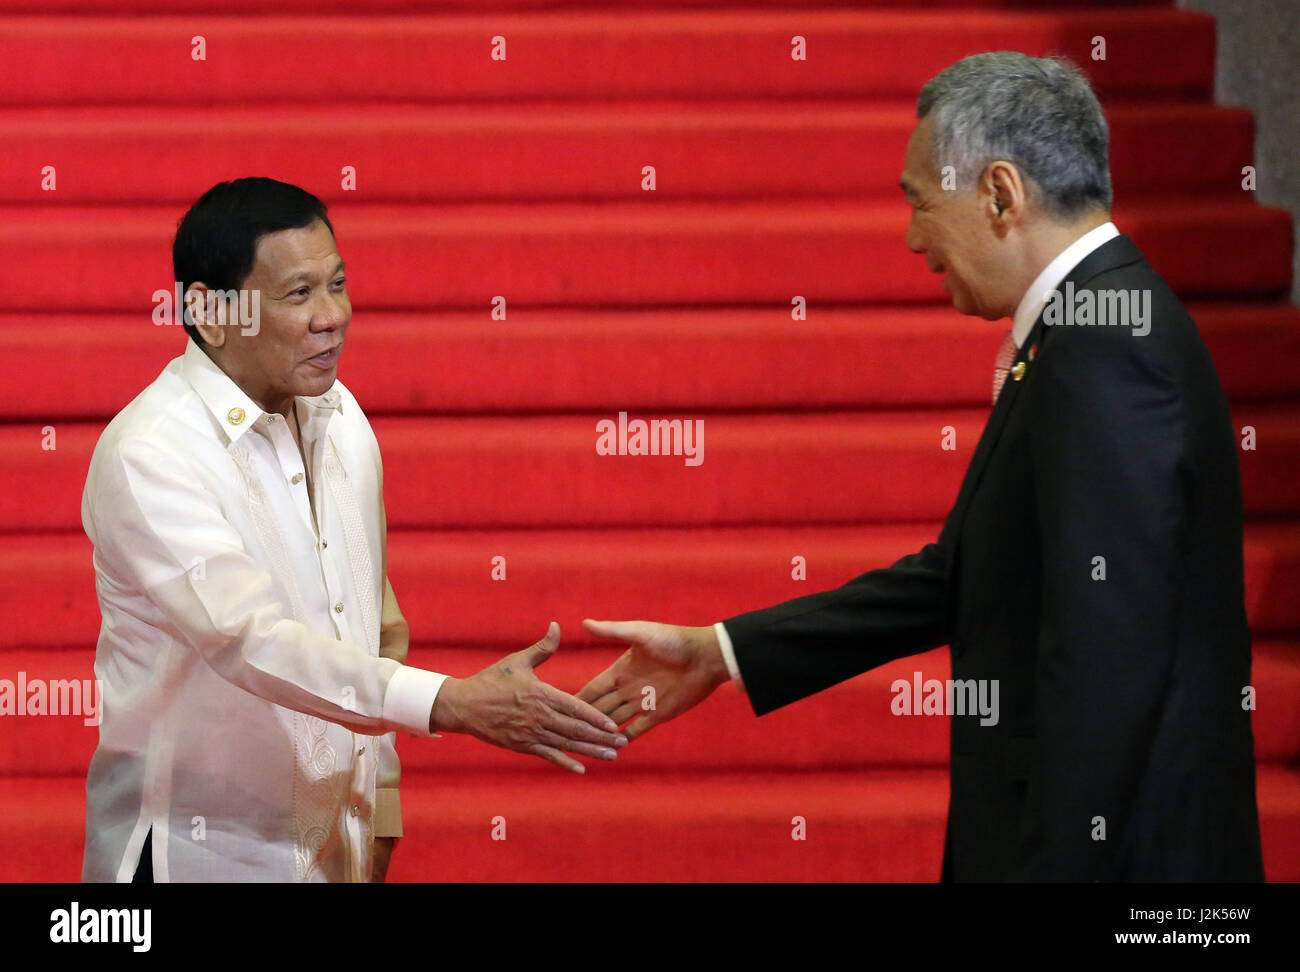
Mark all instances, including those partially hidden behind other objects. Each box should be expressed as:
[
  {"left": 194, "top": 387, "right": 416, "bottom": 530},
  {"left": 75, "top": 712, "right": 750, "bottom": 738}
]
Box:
[{"left": 173, "top": 178, "right": 333, "bottom": 345}]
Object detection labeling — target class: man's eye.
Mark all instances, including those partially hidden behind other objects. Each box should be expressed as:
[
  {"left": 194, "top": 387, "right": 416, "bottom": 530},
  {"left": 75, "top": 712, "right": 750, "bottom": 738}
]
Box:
[{"left": 331, "top": 278, "right": 346, "bottom": 288}]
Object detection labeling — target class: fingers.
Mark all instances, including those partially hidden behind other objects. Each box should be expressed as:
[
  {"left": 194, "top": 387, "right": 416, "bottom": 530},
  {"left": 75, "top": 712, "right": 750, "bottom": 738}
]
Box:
[
  {"left": 516, "top": 621, "right": 561, "bottom": 670},
  {"left": 536, "top": 729, "right": 620, "bottom": 762},
  {"left": 582, "top": 618, "right": 652, "bottom": 645},
  {"left": 575, "top": 675, "right": 609, "bottom": 706},
  {"left": 539, "top": 681, "right": 622, "bottom": 735},
  {"left": 575, "top": 652, "right": 629, "bottom": 705},
  {"left": 587, "top": 688, "right": 622, "bottom": 715},
  {"left": 608, "top": 699, "right": 642, "bottom": 727},
  {"left": 621, "top": 713, "right": 656, "bottom": 742},
  {"left": 584, "top": 619, "right": 689, "bottom": 668},
  {"left": 541, "top": 704, "right": 628, "bottom": 750},
  {"left": 528, "top": 744, "right": 585, "bottom": 774}
]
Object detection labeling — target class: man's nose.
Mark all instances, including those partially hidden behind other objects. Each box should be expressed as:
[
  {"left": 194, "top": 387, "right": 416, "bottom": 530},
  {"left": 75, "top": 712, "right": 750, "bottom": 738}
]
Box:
[
  {"left": 905, "top": 215, "right": 925, "bottom": 254},
  {"left": 314, "top": 291, "right": 349, "bottom": 329}
]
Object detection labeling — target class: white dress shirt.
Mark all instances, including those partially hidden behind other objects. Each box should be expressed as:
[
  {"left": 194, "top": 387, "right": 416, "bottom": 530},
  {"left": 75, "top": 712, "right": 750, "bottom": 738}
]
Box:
[
  {"left": 714, "top": 221, "right": 1121, "bottom": 688},
  {"left": 81, "top": 338, "right": 446, "bottom": 882},
  {"left": 1009, "top": 221, "right": 1119, "bottom": 349}
]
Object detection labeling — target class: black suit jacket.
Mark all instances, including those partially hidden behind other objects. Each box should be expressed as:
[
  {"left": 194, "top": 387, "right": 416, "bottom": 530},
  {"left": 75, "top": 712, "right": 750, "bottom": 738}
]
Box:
[{"left": 724, "top": 234, "right": 1265, "bottom": 881}]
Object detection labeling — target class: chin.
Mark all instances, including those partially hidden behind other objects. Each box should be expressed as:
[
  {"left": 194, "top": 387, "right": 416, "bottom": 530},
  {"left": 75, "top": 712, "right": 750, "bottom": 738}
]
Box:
[
  {"left": 296, "top": 371, "right": 337, "bottom": 396},
  {"left": 952, "top": 290, "right": 999, "bottom": 322}
]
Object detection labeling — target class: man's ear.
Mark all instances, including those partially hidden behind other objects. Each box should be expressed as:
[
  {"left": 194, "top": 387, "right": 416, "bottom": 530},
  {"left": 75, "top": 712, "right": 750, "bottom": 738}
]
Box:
[
  {"left": 983, "top": 160, "right": 1027, "bottom": 228},
  {"left": 186, "top": 282, "right": 226, "bottom": 348}
]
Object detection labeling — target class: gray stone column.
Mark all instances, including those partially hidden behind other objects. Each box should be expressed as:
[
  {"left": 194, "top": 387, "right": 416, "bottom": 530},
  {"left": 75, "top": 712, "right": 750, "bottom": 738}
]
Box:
[{"left": 1178, "top": 0, "right": 1300, "bottom": 302}]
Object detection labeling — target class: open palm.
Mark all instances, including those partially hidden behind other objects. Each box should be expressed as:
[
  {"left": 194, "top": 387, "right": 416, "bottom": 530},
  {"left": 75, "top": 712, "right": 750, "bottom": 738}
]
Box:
[{"left": 577, "top": 619, "right": 728, "bottom": 740}]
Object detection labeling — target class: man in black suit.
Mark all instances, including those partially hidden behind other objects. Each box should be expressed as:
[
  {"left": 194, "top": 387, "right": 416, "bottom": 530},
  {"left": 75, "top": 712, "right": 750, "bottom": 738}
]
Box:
[{"left": 577, "top": 51, "right": 1264, "bottom": 881}]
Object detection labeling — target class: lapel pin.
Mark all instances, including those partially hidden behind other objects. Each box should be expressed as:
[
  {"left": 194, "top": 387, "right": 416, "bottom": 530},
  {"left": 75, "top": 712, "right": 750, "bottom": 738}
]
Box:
[{"left": 1011, "top": 362, "right": 1027, "bottom": 381}]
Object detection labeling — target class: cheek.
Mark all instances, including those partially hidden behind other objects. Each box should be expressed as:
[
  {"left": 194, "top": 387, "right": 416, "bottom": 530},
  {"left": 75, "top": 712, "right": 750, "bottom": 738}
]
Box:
[
  {"left": 260, "top": 313, "right": 301, "bottom": 346},
  {"left": 931, "top": 225, "right": 956, "bottom": 259},
  {"left": 255, "top": 323, "right": 304, "bottom": 373}
]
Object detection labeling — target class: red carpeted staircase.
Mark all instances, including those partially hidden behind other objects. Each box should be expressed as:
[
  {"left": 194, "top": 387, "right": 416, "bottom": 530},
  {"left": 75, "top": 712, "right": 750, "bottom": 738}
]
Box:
[{"left": 1, "top": 0, "right": 1297, "bottom": 882}]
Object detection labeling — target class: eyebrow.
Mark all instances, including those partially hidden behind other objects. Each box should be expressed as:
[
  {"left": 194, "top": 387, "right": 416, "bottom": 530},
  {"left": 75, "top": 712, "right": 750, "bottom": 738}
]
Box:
[{"left": 274, "top": 259, "right": 345, "bottom": 290}]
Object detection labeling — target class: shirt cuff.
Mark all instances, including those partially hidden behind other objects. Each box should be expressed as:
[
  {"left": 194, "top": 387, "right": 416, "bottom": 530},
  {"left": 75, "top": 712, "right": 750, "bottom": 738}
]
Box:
[
  {"left": 713, "top": 621, "right": 746, "bottom": 694},
  {"left": 374, "top": 787, "right": 403, "bottom": 838},
  {"left": 383, "top": 665, "right": 448, "bottom": 737}
]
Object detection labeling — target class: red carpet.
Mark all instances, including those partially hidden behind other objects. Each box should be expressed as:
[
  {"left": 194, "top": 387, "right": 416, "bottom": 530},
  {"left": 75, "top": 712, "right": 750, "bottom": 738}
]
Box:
[{"left": 1, "top": 0, "right": 1296, "bottom": 881}]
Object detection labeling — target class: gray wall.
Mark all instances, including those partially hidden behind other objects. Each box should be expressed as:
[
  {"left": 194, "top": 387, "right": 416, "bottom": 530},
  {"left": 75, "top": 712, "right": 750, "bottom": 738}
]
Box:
[{"left": 1178, "top": 0, "right": 1300, "bottom": 303}]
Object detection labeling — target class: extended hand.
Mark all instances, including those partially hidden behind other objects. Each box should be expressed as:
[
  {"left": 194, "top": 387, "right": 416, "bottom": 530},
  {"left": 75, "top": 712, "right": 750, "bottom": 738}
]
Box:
[
  {"left": 577, "top": 619, "right": 730, "bottom": 740},
  {"left": 430, "top": 622, "right": 628, "bottom": 773}
]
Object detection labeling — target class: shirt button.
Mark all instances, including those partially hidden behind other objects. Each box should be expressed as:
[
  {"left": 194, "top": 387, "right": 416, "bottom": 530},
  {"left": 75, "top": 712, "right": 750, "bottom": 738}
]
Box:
[
  {"left": 334, "top": 602, "right": 344, "bottom": 614},
  {"left": 350, "top": 805, "right": 359, "bottom": 817},
  {"left": 291, "top": 472, "right": 304, "bottom": 485},
  {"left": 357, "top": 747, "right": 366, "bottom": 757}
]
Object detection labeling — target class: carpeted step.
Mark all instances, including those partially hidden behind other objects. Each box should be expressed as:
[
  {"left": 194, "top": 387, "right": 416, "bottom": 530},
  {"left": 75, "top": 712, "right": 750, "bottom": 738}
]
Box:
[
  {"left": 390, "top": 763, "right": 1300, "bottom": 882},
  {"left": 4, "top": 763, "right": 1298, "bottom": 882},
  {"left": 0, "top": 201, "right": 1291, "bottom": 312},
  {"left": 0, "top": 8, "right": 1215, "bottom": 106},
  {"left": 4, "top": 303, "right": 1299, "bottom": 420},
  {"left": 5, "top": 403, "right": 1297, "bottom": 532},
  {"left": 0, "top": 101, "right": 1252, "bottom": 204},
  {"left": 3, "top": 640, "right": 1297, "bottom": 777},
  {"left": 7, "top": 521, "right": 1300, "bottom": 650}
]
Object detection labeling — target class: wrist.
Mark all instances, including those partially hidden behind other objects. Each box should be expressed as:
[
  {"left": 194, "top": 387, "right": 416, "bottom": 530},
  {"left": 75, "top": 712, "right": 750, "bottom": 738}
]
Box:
[
  {"left": 429, "top": 676, "right": 466, "bottom": 734},
  {"left": 690, "top": 625, "right": 728, "bottom": 688}
]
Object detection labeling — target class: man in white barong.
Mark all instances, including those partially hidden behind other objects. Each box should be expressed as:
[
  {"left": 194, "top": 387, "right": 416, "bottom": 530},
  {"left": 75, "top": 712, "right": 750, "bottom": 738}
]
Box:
[{"left": 81, "top": 178, "right": 626, "bottom": 883}]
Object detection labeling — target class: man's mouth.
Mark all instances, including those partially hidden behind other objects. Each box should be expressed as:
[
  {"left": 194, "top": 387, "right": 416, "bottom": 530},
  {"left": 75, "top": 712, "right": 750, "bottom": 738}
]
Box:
[{"left": 305, "top": 346, "right": 340, "bottom": 370}]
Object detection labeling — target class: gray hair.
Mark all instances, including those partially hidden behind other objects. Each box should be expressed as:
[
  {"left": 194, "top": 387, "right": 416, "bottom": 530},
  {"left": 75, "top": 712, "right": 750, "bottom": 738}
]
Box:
[{"left": 916, "top": 51, "right": 1112, "bottom": 221}]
